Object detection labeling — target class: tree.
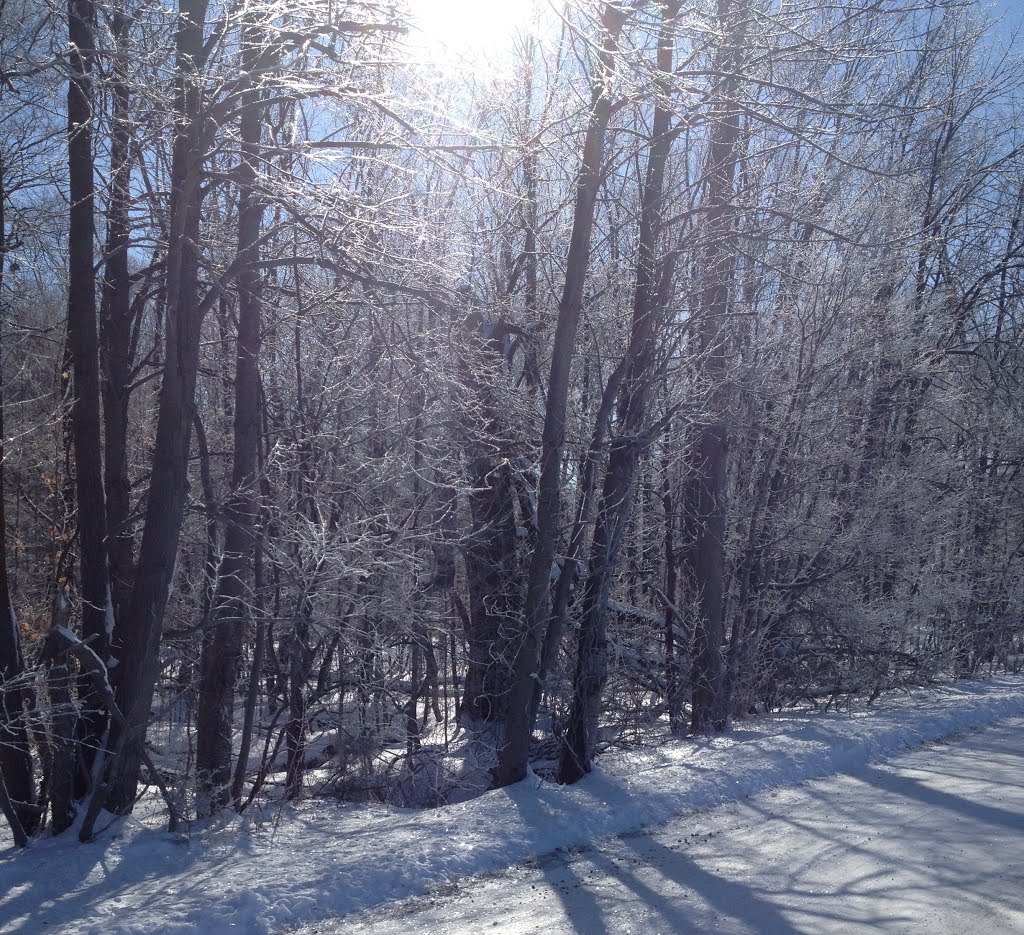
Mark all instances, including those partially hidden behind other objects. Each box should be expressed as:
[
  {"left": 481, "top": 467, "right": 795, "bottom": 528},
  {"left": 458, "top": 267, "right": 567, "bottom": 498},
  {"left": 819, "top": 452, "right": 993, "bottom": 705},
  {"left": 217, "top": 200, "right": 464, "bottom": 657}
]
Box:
[
  {"left": 195, "top": 0, "right": 271, "bottom": 814},
  {"left": 106, "top": 0, "right": 214, "bottom": 813},
  {"left": 494, "top": 0, "right": 628, "bottom": 789},
  {"left": 558, "top": 0, "right": 682, "bottom": 783},
  {"left": 66, "top": 0, "right": 114, "bottom": 802},
  {"left": 0, "top": 150, "right": 38, "bottom": 846}
]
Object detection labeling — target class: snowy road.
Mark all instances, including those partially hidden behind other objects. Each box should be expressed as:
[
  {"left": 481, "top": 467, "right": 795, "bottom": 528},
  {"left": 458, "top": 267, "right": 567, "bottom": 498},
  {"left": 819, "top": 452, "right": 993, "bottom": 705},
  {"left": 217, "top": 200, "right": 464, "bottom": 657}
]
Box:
[
  {"left": 311, "top": 717, "right": 1024, "bottom": 935},
  {"left": 5, "top": 680, "right": 1024, "bottom": 935}
]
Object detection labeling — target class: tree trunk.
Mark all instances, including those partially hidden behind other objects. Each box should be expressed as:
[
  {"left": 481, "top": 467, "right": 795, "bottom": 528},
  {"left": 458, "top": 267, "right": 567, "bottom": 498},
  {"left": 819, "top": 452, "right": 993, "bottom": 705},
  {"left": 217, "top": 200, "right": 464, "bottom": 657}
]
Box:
[
  {"left": 67, "top": 0, "right": 113, "bottom": 788},
  {"left": 44, "top": 599, "right": 77, "bottom": 834},
  {"left": 0, "top": 166, "right": 38, "bottom": 843},
  {"left": 457, "top": 315, "right": 521, "bottom": 723},
  {"left": 461, "top": 453, "right": 519, "bottom": 722},
  {"left": 687, "top": 0, "right": 747, "bottom": 735},
  {"left": 100, "top": 9, "right": 136, "bottom": 626},
  {"left": 536, "top": 354, "right": 626, "bottom": 724},
  {"left": 284, "top": 596, "right": 312, "bottom": 800},
  {"left": 107, "top": 0, "right": 211, "bottom": 814},
  {"left": 661, "top": 426, "right": 686, "bottom": 734},
  {"left": 494, "top": 2, "right": 627, "bottom": 788},
  {"left": 230, "top": 526, "right": 266, "bottom": 806},
  {"left": 195, "top": 18, "right": 266, "bottom": 813},
  {"left": 558, "top": 0, "right": 680, "bottom": 783},
  {"left": 493, "top": 1, "right": 626, "bottom": 786}
]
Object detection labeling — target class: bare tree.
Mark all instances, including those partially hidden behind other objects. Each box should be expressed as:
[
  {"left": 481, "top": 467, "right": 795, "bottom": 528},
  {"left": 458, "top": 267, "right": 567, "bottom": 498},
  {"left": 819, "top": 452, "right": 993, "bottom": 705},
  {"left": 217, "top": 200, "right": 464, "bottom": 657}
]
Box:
[{"left": 495, "top": 0, "right": 628, "bottom": 789}]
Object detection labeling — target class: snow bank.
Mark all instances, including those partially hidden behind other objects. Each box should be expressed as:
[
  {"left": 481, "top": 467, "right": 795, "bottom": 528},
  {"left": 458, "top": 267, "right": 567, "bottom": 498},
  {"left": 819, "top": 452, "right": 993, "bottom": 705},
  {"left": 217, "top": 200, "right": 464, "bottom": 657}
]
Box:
[{"left": 2, "top": 676, "right": 1023, "bottom": 935}]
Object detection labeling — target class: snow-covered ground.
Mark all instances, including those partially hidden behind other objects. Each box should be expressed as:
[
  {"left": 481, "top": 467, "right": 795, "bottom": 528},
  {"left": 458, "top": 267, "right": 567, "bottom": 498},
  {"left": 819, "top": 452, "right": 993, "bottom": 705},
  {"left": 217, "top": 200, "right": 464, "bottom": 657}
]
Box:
[
  {"left": 2, "top": 676, "right": 1023, "bottom": 935},
  {"left": 327, "top": 713, "right": 1024, "bottom": 934}
]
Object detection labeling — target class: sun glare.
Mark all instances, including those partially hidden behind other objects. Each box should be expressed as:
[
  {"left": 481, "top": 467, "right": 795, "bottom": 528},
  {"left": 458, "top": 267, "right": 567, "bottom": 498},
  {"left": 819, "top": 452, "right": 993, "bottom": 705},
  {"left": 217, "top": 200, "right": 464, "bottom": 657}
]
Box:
[{"left": 409, "top": 0, "right": 544, "bottom": 65}]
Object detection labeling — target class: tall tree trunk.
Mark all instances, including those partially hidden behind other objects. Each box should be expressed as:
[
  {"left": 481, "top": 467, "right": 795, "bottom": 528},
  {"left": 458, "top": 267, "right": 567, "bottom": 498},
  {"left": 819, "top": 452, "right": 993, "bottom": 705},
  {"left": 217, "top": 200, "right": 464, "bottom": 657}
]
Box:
[
  {"left": 460, "top": 319, "right": 521, "bottom": 722},
  {"left": 461, "top": 455, "right": 519, "bottom": 722},
  {"left": 195, "top": 18, "right": 266, "bottom": 813},
  {"left": 67, "top": 0, "right": 112, "bottom": 789},
  {"left": 558, "top": 0, "right": 680, "bottom": 783},
  {"left": 100, "top": 9, "right": 136, "bottom": 626},
  {"left": 107, "top": 0, "right": 211, "bottom": 814},
  {"left": 536, "top": 351, "right": 628, "bottom": 724},
  {"left": 661, "top": 424, "right": 686, "bottom": 734},
  {"left": 687, "top": 0, "right": 747, "bottom": 735},
  {"left": 44, "top": 594, "right": 77, "bottom": 834},
  {"left": 0, "top": 163, "right": 39, "bottom": 844},
  {"left": 284, "top": 593, "right": 312, "bottom": 800},
  {"left": 230, "top": 510, "right": 267, "bottom": 806},
  {"left": 494, "top": 2, "right": 626, "bottom": 788}
]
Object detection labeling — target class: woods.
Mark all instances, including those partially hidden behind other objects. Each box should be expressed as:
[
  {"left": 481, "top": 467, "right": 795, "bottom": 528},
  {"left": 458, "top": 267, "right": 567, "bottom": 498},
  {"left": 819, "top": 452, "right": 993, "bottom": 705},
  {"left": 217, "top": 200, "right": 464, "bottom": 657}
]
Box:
[{"left": 1, "top": 0, "right": 1023, "bottom": 843}]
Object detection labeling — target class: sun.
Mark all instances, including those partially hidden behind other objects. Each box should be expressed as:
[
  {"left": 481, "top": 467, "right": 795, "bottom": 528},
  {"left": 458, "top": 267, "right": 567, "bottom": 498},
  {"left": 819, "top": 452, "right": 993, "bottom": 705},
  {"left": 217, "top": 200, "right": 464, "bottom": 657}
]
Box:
[{"left": 407, "top": 0, "right": 546, "bottom": 65}]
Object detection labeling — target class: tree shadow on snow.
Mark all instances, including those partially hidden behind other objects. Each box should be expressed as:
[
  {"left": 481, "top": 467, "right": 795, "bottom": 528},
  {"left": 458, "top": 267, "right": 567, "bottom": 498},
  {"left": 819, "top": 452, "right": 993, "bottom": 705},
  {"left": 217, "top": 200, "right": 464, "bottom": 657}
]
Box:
[{"left": 855, "top": 762, "right": 1024, "bottom": 834}]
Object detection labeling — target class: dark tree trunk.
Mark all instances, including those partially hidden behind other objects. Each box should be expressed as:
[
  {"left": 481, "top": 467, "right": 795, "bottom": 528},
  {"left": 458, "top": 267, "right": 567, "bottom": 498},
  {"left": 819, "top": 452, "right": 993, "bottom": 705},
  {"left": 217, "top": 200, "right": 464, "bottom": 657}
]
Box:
[
  {"left": 284, "top": 596, "right": 312, "bottom": 800},
  {"left": 536, "top": 356, "right": 624, "bottom": 724},
  {"left": 494, "top": 2, "right": 626, "bottom": 788},
  {"left": 107, "top": 0, "right": 211, "bottom": 814},
  {"left": 558, "top": 0, "right": 680, "bottom": 783},
  {"left": 661, "top": 427, "right": 686, "bottom": 734},
  {"left": 195, "top": 18, "right": 266, "bottom": 813},
  {"left": 230, "top": 551, "right": 265, "bottom": 805},
  {"left": 100, "top": 9, "right": 136, "bottom": 626},
  {"left": 191, "top": 411, "right": 219, "bottom": 658},
  {"left": 0, "top": 166, "right": 38, "bottom": 844},
  {"left": 44, "top": 601, "right": 77, "bottom": 834},
  {"left": 687, "top": 0, "right": 747, "bottom": 736},
  {"left": 457, "top": 312, "right": 524, "bottom": 723},
  {"left": 461, "top": 453, "right": 519, "bottom": 723},
  {"left": 67, "top": 0, "right": 112, "bottom": 788}
]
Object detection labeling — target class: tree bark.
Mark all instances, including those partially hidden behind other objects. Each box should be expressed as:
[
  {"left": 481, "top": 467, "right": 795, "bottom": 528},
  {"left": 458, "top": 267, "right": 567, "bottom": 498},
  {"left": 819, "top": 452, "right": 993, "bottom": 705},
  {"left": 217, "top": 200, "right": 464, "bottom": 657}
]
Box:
[
  {"left": 558, "top": 0, "right": 680, "bottom": 783},
  {"left": 230, "top": 525, "right": 267, "bottom": 806},
  {"left": 67, "top": 0, "right": 113, "bottom": 788},
  {"left": 460, "top": 318, "right": 521, "bottom": 723},
  {"left": 100, "top": 9, "right": 136, "bottom": 627},
  {"left": 661, "top": 424, "right": 686, "bottom": 734},
  {"left": 107, "top": 0, "right": 211, "bottom": 814},
  {"left": 0, "top": 164, "right": 38, "bottom": 843},
  {"left": 195, "top": 15, "right": 267, "bottom": 813},
  {"left": 494, "top": 2, "right": 626, "bottom": 788},
  {"left": 687, "top": 0, "right": 747, "bottom": 735}
]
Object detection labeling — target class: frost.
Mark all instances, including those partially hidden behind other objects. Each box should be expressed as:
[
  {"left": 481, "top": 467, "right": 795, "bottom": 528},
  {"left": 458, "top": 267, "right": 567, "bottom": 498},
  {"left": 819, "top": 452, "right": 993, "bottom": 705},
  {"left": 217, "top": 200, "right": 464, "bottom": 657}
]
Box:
[
  {"left": 3, "top": 596, "right": 16, "bottom": 644},
  {"left": 53, "top": 624, "right": 79, "bottom": 645},
  {"left": 104, "top": 581, "right": 115, "bottom": 638}
]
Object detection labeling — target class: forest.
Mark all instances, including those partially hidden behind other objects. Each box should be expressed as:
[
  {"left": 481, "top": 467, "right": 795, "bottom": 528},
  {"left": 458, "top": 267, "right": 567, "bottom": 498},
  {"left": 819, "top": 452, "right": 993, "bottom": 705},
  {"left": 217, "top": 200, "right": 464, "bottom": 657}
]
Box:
[{"left": 1, "top": 0, "right": 1023, "bottom": 847}]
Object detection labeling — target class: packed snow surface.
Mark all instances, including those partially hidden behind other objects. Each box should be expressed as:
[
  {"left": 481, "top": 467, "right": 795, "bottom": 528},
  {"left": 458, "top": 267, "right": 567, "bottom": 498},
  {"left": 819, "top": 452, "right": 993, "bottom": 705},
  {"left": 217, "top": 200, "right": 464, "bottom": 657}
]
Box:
[
  {"left": 327, "top": 714, "right": 1024, "bottom": 934},
  {"left": 1, "top": 677, "right": 1023, "bottom": 935}
]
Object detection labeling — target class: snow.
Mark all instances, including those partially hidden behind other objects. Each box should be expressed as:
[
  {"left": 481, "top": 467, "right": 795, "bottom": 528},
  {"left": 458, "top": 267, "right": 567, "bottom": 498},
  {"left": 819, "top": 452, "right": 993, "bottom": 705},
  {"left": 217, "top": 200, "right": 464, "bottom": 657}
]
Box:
[
  {"left": 2, "top": 598, "right": 17, "bottom": 652},
  {"left": 52, "top": 625, "right": 80, "bottom": 646},
  {"left": 2, "top": 676, "right": 1023, "bottom": 935},
  {"left": 104, "top": 581, "right": 115, "bottom": 641},
  {"left": 333, "top": 714, "right": 1024, "bottom": 934}
]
